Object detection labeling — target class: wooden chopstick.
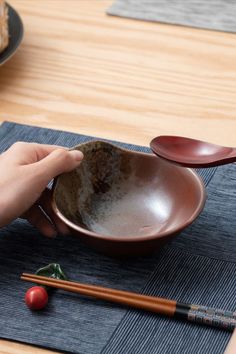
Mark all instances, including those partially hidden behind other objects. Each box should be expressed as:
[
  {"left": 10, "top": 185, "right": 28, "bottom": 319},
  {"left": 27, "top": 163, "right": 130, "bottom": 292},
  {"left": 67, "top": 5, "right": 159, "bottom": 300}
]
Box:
[
  {"left": 21, "top": 273, "right": 236, "bottom": 331},
  {"left": 22, "top": 273, "right": 174, "bottom": 315}
]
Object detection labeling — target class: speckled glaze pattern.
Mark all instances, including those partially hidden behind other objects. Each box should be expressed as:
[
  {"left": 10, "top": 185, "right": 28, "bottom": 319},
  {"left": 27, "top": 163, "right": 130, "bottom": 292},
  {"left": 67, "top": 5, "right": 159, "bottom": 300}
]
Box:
[{"left": 52, "top": 140, "right": 206, "bottom": 256}]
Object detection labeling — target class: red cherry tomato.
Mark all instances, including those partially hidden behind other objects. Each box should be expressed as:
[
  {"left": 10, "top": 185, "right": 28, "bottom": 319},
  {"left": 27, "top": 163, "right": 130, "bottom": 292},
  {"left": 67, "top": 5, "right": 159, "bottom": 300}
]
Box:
[{"left": 25, "top": 286, "right": 48, "bottom": 310}]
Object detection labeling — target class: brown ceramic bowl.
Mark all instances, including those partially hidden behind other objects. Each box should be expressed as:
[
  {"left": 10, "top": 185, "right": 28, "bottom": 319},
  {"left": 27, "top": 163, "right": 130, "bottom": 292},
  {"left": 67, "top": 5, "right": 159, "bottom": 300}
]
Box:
[{"left": 52, "top": 141, "right": 206, "bottom": 257}]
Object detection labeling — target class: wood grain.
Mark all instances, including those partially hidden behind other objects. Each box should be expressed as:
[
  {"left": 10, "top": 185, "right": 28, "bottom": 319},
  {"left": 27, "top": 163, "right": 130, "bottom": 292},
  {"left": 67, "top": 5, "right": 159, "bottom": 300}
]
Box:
[
  {"left": 1, "top": 0, "right": 236, "bottom": 147},
  {"left": 0, "top": 0, "right": 236, "bottom": 353}
]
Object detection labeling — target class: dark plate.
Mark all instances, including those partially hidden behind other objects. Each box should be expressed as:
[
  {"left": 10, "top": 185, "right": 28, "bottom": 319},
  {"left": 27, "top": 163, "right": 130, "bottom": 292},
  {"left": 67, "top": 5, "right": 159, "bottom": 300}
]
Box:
[{"left": 0, "top": 4, "right": 24, "bottom": 65}]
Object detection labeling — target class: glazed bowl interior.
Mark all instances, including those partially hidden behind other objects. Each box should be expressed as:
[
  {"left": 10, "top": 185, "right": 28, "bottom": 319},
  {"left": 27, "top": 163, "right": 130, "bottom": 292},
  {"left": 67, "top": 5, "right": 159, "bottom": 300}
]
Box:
[{"left": 52, "top": 141, "right": 206, "bottom": 241}]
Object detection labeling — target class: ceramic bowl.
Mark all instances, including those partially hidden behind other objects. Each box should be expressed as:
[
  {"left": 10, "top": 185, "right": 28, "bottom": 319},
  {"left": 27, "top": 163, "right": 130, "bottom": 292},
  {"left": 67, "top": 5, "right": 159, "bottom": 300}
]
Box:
[{"left": 52, "top": 141, "right": 206, "bottom": 257}]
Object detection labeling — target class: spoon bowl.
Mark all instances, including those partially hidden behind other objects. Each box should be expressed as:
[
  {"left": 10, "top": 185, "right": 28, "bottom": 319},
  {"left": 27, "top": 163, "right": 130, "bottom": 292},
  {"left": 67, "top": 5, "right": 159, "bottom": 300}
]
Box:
[{"left": 150, "top": 136, "right": 236, "bottom": 168}]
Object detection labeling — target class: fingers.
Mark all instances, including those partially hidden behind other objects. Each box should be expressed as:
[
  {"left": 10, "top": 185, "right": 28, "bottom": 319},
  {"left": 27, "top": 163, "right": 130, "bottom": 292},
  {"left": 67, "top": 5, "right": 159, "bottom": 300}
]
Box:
[
  {"left": 35, "top": 148, "right": 84, "bottom": 182},
  {"left": 29, "top": 143, "right": 70, "bottom": 161},
  {"left": 23, "top": 188, "right": 70, "bottom": 238},
  {"left": 224, "top": 330, "right": 236, "bottom": 354},
  {"left": 2, "top": 142, "right": 84, "bottom": 178},
  {"left": 0, "top": 142, "right": 83, "bottom": 231},
  {"left": 2, "top": 142, "right": 69, "bottom": 165},
  {"left": 23, "top": 204, "right": 57, "bottom": 238},
  {"left": 39, "top": 188, "right": 70, "bottom": 235}
]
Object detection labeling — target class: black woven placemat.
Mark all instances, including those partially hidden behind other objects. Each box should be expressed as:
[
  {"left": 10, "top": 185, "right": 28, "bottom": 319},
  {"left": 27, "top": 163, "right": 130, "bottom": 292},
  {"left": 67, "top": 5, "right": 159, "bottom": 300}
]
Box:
[
  {"left": 107, "top": 0, "right": 236, "bottom": 33},
  {"left": 0, "top": 122, "right": 235, "bottom": 354}
]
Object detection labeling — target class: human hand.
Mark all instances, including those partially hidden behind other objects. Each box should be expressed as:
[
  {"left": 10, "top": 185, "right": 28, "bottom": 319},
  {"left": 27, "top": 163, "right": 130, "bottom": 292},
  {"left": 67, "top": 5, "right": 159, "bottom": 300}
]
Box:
[
  {"left": 0, "top": 142, "right": 83, "bottom": 237},
  {"left": 224, "top": 329, "right": 236, "bottom": 354}
]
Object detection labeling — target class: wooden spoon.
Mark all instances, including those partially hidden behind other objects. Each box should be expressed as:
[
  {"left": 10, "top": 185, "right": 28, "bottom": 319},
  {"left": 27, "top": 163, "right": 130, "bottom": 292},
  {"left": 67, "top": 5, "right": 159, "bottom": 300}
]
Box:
[{"left": 150, "top": 136, "right": 236, "bottom": 168}]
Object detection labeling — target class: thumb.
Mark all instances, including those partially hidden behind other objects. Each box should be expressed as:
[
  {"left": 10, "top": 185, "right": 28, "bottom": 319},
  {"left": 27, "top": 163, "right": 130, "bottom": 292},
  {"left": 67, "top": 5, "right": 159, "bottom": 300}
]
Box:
[{"left": 35, "top": 148, "right": 84, "bottom": 181}]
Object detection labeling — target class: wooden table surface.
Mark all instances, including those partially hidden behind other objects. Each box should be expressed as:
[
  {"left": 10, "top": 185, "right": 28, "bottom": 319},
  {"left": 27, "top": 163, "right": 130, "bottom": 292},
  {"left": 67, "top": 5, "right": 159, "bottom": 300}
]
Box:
[{"left": 0, "top": 1, "right": 236, "bottom": 353}]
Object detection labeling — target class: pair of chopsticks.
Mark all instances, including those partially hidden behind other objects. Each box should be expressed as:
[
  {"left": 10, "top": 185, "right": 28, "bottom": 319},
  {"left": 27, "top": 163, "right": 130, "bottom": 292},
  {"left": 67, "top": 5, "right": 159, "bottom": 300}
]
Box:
[{"left": 21, "top": 273, "right": 236, "bottom": 331}]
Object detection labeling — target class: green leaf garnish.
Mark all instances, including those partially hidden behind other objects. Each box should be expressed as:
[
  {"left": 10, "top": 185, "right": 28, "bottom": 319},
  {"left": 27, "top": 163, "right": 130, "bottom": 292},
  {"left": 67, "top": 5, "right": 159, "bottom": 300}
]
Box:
[{"left": 35, "top": 263, "right": 68, "bottom": 280}]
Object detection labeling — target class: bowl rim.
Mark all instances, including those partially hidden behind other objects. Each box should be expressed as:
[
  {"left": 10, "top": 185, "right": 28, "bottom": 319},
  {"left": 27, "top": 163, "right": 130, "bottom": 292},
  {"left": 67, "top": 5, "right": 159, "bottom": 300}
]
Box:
[{"left": 51, "top": 140, "right": 206, "bottom": 242}]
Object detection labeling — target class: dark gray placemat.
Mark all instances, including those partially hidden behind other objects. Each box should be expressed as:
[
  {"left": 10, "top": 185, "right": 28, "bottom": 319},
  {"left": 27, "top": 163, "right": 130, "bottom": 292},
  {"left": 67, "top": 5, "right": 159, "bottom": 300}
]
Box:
[
  {"left": 0, "top": 122, "right": 160, "bottom": 353},
  {"left": 0, "top": 121, "right": 233, "bottom": 354},
  {"left": 107, "top": 0, "right": 236, "bottom": 33},
  {"left": 103, "top": 247, "right": 236, "bottom": 354},
  {"left": 103, "top": 164, "right": 236, "bottom": 354}
]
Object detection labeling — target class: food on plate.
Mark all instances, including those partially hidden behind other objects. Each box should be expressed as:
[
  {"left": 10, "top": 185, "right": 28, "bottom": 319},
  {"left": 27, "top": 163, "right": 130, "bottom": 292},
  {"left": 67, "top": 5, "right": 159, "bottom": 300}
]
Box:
[{"left": 0, "top": 0, "right": 9, "bottom": 53}]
